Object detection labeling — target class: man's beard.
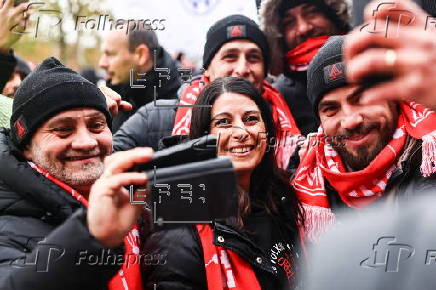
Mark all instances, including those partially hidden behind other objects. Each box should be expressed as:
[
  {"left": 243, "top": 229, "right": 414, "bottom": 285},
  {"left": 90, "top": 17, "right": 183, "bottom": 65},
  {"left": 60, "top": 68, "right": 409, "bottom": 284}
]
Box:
[
  {"left": 333, "top": 122, "right": 396, "bottom": 172},
  {"left": 289, "top": 25, "right": 340, "bottom": 50},
  {"left": 293, "top": 30, "right": 326, "bottom": 48},
  {"left": 30, "top": 147, "right": 105, "bottom": 189}
]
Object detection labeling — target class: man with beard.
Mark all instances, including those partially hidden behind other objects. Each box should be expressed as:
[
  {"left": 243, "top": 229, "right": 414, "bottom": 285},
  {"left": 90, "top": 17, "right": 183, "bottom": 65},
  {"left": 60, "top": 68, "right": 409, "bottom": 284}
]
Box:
[
  {"left": 0, "top": 57, "right": 153, "bottom": 289},
  {"left": 99, "top": 27, "right": 181, "bottom": 132},
  {"left": 260, "top": 0, "right": 350, "bottom": 135},
  {"left": 291, "top": 36, "right": 436, "bottom": 244}
]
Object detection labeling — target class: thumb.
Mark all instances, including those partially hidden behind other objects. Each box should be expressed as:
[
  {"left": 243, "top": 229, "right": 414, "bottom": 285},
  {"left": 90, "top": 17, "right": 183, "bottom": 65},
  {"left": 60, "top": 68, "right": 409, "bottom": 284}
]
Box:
[{"left": 119, "top": 100, "right": 133, "bottom": 111}]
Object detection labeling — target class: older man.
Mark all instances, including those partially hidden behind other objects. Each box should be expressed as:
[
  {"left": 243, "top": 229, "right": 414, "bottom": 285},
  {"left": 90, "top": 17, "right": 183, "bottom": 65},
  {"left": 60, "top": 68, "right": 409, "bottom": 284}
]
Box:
[
  {"left": 291, "top": 35, "right": 436, "bottom": 243},
  {"left": 0, "top": 57, "right": 152, "bottom": 290}
]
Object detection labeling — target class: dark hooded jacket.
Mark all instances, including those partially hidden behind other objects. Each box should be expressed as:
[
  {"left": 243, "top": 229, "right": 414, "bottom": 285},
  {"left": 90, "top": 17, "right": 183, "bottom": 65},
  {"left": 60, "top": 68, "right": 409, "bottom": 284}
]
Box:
[
  {"left": 108, "top": 47, "right": 181, "bottom": 132},
  {"left": 113, "top": 99, "right": 178, "bottom": 152},
  {"left": 259, "top": 0, "right": 351, "bottom": 135},
  {"left": 0, "top": 128, "right": 122, "bottom": 290}
]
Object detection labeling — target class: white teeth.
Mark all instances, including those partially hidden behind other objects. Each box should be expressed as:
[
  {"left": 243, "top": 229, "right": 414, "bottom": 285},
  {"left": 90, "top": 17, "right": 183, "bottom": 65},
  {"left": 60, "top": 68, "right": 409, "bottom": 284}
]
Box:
[{"left": 230, "top": 146, "right": 252, "bottom": 153}]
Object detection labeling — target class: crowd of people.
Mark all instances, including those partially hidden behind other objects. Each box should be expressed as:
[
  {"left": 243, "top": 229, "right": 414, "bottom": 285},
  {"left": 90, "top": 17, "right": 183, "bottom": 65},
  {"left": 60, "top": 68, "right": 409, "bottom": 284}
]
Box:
[{"left": 0, "top": 0, "right": 435, "bottom": 289}]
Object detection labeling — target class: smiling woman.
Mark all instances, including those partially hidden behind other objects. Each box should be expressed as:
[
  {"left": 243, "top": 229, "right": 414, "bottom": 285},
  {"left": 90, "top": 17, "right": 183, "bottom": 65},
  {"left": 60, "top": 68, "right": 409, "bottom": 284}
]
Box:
[{"left": 142, "top": 77, "right": 305, "bottom": 290}]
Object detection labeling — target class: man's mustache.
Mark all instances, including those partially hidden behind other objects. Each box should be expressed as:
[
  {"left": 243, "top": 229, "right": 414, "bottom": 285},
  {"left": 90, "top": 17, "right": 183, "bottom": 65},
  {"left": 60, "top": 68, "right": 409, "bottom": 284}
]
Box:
[
  {"left": 62, "top": 149, "right": 104, "bottom": 159},
  {"left": 337, "top": 123, "right": 380, "bottom": 140}
]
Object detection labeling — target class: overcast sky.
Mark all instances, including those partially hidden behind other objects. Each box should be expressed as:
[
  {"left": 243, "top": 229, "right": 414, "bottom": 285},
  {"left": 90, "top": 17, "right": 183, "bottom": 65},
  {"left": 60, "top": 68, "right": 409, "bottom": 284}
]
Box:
[{"left": 106, "top": 0, "right": 258, "bottom": 64}]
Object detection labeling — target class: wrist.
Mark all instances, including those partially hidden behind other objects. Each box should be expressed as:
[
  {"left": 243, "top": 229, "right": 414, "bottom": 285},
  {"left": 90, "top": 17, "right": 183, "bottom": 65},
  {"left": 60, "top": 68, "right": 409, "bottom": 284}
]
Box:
[{"left": 88, "top": 221, "right": 124, "bottom": 248}]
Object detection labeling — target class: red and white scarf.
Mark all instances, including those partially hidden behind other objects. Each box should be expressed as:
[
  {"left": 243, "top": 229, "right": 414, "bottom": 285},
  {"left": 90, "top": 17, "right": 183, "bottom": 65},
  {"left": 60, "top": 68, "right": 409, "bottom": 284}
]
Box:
[
  {"left": 291, "top": 102, "right": 436, "bottom": 243},
  {"left": 286, "top": 36, "right": 330, "bottom": 72},
  {"left": 196, "top": 225, "right": 261, "bottom": 290},
  {"left": 172, "top": 76, "right": 301, "bottom": 169},
  {"left": 29, "top": 163, "right": 143, "bottom": 290}
]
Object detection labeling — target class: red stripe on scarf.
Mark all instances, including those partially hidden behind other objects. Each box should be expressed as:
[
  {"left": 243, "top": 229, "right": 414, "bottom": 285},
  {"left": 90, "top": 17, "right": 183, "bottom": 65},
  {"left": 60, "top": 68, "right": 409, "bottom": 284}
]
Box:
[
  {"left": 291, "top": 102, "right": 436, "bottom": 242},
  {"left": 196, "top": 225, "right": 261, "bottom": 290},
  {"left": 172, "top": 77, "right": 301, "bottom": 169},
  {"left": 29, "top": 163, "right": 143, "bottom": 290},
  {"left": 286, "top": 36, "right": 331, "bottom": 72}
]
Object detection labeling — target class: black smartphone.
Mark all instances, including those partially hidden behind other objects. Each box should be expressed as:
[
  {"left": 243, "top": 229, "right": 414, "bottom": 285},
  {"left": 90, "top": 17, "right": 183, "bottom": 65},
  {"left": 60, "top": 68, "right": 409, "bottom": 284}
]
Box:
[{"left": 134, "top": 134, "right": 218, "bottom": 173}]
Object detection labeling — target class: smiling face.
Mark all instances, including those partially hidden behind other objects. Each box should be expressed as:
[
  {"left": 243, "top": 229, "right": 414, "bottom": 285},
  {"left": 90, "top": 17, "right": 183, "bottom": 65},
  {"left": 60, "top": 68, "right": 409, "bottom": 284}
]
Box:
[
  {"left": 204, "top": 40, "right": 265, "bottom": 91},
  {"left": 23, "top": 108, "right": 112, "bottom": 191},
  {"left": 318, "top": 85, "right": 398, "bottom": 171},
  {"left": 281, "top": 3, "right": 340, "bottom": 49},
  {"left": 210, "top": 92, "right": 267, "bottom": 175}
]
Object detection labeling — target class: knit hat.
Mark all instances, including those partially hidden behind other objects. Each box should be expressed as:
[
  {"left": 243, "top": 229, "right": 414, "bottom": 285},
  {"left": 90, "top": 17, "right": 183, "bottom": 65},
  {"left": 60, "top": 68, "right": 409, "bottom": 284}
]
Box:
[
  {"left": 10, "top": 57, "right": 112, "bottom": 148},
  {"left": 203, "top": 14, "right": 270, "bottom": 74},
  {"left": 307, "top": 35, "right": 346, "bottom": 115},
  {"left": 279, "top": 0, "right": 350, "bottom": 31}
]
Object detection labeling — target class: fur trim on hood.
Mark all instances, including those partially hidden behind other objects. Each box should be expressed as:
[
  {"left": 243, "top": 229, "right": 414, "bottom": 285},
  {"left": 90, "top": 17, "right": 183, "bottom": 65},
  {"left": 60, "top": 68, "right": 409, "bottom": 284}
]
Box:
[{"left": 259, "top": 0, "right": 351, "bottom": 76}]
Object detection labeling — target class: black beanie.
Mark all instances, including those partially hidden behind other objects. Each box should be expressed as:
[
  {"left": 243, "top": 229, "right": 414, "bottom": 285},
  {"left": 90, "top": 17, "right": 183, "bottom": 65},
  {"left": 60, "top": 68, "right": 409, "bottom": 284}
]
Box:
[
  {"left": 10, "top": 57, "right": 112, "bottom": 148},
  {"left": 307, "top": 35, "right": 346, "bottom": 116},
  {"left": 203, "top": 14, "right": 270, "bottom": 74}
]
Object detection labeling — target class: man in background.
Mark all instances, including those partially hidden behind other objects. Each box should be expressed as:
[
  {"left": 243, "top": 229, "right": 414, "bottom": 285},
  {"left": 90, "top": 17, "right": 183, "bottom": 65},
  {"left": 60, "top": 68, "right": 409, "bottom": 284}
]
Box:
[{"left": 99, "top": 27, "right": 181, "bottom": 132}]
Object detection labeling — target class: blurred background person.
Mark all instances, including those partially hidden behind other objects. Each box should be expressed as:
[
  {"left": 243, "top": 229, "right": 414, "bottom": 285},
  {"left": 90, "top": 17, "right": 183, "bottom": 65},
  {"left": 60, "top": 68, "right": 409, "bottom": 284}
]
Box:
[
  {"left": 0, "top": 0, "right": 28, "bottom": 91},
  {"left": 260, "top": 0, "right": 351, "bottom": 135},
  {"left": 2, "top": 55, "right": 31, "bottom": 98},
  {"left": 142, "top": 77, "right": 304, "bottom": 290},
  {"left": 99, "top": 27, "right": 181, "bottom": 132},
  {"left": 0, "top": 0, "right": 30, "bottom": 129}
]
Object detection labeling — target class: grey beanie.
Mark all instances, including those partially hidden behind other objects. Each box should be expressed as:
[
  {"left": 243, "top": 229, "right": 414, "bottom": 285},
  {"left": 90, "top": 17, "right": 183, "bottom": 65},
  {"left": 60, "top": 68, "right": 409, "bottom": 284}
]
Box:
[{"left": 307, "top": 35, "right": 347, "bottom": 116}]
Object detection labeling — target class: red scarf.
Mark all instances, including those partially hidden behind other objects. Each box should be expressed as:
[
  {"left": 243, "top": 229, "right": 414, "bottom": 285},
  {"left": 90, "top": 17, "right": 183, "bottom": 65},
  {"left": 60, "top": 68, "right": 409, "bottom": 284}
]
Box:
[
  {"left": 286, "top": 36, "right": 330, "bottom": 72},
  {"left": 196, "top": 225, "right": 261, "bottom": 290},
  {"left": 172, "top": 76, "right": 301, "bottom": 169},
  {"left": 291, "top": 102, "right": 436, "bottom": 242},
  {"left": 29, "top": 163, "right": 143, "bottom": 290}
]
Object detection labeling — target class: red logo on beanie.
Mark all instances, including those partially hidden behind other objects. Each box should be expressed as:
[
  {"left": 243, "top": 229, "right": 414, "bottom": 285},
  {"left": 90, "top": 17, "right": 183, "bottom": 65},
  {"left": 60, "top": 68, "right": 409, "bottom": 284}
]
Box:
[
  {"left": 227, "top": 25, "right": 246, "bottom": 39},
  {"left": 328, "top": 64, "right": 343, "bottom": 81},
  {"left": 14, "top": 116, "right": 27, "bottom": 140},
  {"left": 231, "top": 26, "right": 242, "bottom": 37}
]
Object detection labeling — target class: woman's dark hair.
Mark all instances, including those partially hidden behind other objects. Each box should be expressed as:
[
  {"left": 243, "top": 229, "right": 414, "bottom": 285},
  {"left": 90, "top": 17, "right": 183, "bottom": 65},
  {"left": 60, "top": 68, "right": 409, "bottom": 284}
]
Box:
[{"left": 189, "top": 77, "right": 304, "bottom": 232}]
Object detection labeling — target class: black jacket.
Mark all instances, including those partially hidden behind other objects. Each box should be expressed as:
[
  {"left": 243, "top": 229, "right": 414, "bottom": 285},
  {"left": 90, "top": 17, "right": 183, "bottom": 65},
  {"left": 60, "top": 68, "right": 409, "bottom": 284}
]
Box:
[
  {"left": 273, "top": 72, "right": 319, "bottom": 136},
  {"left": 0, "top": 128, "right": 122, "bottom": 290},
  {"left": 0, "top": 51, "right": 16, "bottom": 92},
  {"left": 108, "top": 47, "right": 181, "bottom": 133},
  {"left": 142, "top": 207, "right": 301, "bottom": 290},
  {"left": 113, "top": 99, "right": 178, "bottom": 152}
]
